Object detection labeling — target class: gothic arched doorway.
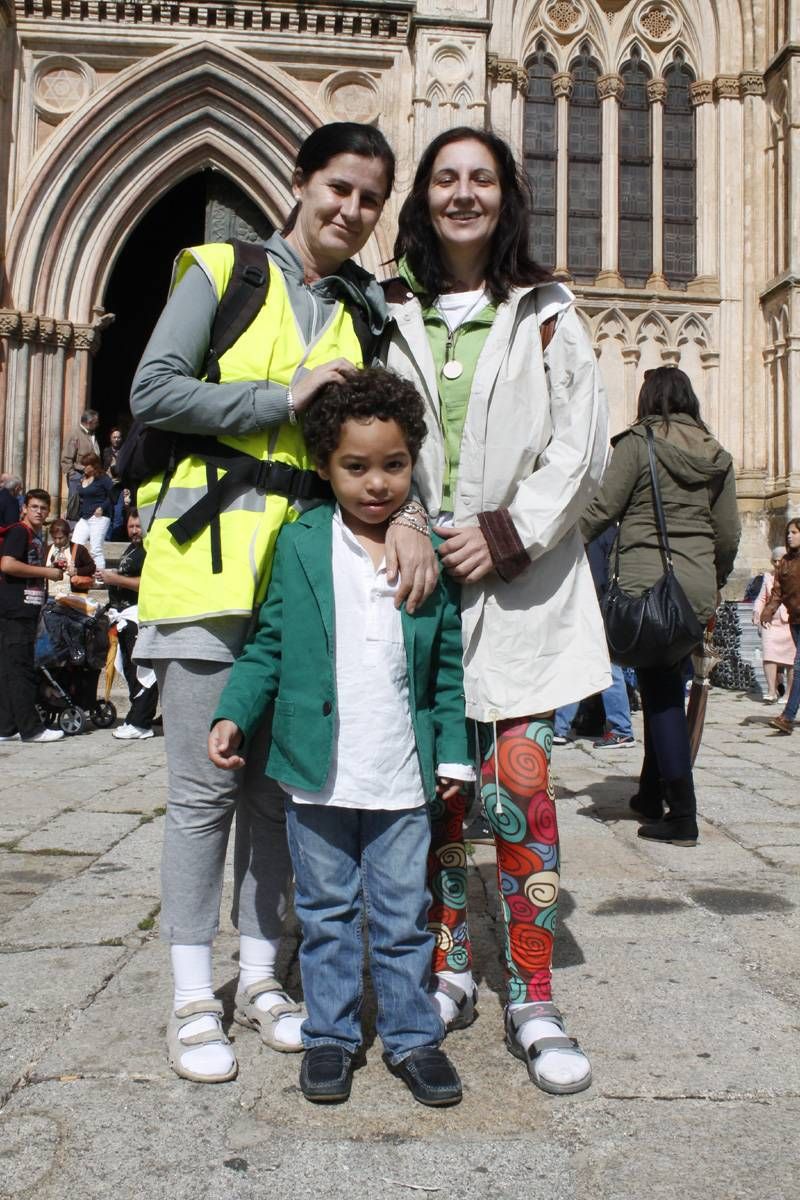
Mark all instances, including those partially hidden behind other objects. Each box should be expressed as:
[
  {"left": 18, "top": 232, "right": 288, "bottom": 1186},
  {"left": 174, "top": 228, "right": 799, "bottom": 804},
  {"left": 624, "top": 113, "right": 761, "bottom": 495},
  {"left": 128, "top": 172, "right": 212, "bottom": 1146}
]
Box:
[{"left": 91, "top": 170, "right": 274, "bottom": 438}]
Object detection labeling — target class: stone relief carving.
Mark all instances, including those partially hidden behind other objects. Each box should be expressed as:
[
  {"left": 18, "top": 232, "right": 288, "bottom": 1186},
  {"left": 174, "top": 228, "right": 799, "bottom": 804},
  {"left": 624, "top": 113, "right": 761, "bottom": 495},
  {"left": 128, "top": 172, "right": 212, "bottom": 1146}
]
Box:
[
  {"left": 204, "top": 175, "right": 274, "bottom": 245},
  {"left": 488, "top": 56, "right": 528, "bottom": 94},
  {"left": 0, "top": 310, "right": 22, "bottom": 339},
  {"left": 690, "top": 80, "right": 713, "bottom": 106},
  {"left": 739, "top": 72, "right": 766, "bottom": 97},
  {"left": 542, "top": 0, "right": 587, "bottom": 40},
  {"left": 597, "top": 73, "right": 624, "bottom": 100},
  {"left": 552, "top": 71, "right": 574, "bottom": 99},
  {"left": 33, "top": 55, "right": 95, "bottom": 121},
  {"left": 635, "top": 3, "right": 680, "bottom": 46},
  {"left": 322, "top": 70, "right": 381, "bottom": 124},
  {"left": 647, "top": 79, "right": 668, "bottom": 103},
  {"left": 714, "top": 75, "right": 741, "bottom": 100}
]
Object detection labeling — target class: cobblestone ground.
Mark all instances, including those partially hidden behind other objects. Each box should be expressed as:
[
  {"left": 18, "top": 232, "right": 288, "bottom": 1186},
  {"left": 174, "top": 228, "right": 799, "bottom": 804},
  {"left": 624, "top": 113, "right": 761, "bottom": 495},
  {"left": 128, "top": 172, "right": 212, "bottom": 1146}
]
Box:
[{"left": 1, "top": 688, "right": 798, "bottom": 1200}]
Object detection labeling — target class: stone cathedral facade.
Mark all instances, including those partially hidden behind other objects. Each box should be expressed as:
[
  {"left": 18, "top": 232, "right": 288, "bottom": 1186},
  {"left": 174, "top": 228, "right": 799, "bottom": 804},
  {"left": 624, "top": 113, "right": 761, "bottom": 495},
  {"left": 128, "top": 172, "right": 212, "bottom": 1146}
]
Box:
[{"left": 0, "top": 0, "right": 797, "bottom": 572}]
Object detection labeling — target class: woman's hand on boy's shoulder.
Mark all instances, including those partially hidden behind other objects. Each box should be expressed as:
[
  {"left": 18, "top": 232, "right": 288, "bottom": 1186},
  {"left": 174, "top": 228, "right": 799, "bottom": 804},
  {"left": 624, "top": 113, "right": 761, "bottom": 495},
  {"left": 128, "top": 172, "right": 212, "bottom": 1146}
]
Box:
[{"left": 208, "top": 720, "right": 245, "bottom": 770}]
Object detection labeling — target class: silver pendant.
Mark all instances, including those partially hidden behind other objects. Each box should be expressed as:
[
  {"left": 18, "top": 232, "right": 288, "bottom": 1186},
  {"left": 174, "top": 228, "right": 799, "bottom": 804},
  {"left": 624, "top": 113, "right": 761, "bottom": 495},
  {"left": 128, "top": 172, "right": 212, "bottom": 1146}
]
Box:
[{"left": 442, "top": 359, "right": 464, "bottom": 380}]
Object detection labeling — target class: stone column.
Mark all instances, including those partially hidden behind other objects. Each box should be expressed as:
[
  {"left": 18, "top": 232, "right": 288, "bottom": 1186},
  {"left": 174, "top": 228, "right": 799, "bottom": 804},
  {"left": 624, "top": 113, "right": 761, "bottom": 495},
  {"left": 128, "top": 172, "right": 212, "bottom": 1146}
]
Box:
[
  {"left": 700, "top": 349, "right": 721, "bottom": 441},
  {"left": 687, "top": 80, "right": 718, "bottom": 294},
  {"left": 552, "top": 72, "right": 573, "bottom": 276},
  {"left": 596, "top": 73, "right": 624, "bottom": 287},
  {"left": 48, "top": 322, "right": 74, "bottom": 503},
  {"left": 646, "top": 80, "right": 668, "bottom": 289},
  {"left": 621, "top": 345, "right": 640, "bottom": 426},
  {"left": 487, "top": 55, "right": 527, "bottom": 145},
  {"left": 0, "top": 310, "right": 22, "bottom": 474},
  {"left": 714, "top": 75, "right": 745, "bottom": 459},
  {"left": 739, "top": 72, "right": 768, "bottom": 481}
]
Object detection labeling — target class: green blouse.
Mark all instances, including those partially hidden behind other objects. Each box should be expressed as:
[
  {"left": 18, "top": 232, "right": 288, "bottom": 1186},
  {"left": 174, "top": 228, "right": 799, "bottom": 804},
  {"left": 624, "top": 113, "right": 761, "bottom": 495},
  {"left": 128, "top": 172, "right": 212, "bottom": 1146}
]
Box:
[{"left": 419, "top": 300, "right": 496, "bottom": 511}]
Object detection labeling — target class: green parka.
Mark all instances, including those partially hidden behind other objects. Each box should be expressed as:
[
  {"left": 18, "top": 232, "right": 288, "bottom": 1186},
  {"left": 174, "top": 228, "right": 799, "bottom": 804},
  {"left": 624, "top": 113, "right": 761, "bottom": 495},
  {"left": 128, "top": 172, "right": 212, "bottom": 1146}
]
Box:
[{"left": 580, "top": 414, "right": 741, "bottom": 625}]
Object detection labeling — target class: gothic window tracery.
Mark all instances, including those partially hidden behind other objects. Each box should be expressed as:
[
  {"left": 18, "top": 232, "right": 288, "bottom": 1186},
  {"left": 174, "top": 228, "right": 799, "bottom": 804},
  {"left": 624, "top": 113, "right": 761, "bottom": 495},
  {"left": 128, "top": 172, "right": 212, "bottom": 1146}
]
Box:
[
  {"left": 663, "top": 50, "right": 696, "bottom": 287},
  {"left": 524, "top": 42, "right": 557, "bottom": 269},
  {"left": 619, "top": 46, "right": 652, "bottom": 286},
  {"left": 568, "top": 43, "right": 602, "bottom": 279}
]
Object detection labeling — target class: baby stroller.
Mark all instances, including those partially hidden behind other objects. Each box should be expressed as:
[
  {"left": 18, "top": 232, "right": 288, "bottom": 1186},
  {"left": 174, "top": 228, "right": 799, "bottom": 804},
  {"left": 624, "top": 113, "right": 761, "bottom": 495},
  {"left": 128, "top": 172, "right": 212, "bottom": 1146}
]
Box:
[{"left": 34, "top": 596, "right": 117, "bottom": 735}]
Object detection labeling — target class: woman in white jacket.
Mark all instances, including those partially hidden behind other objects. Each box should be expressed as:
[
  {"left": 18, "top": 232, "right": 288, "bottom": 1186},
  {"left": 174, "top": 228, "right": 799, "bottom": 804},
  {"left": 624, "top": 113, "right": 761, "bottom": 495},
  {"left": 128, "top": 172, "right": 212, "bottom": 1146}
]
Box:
[{"left": 384, "top": 128, "right": 610, "bottom": 1095}]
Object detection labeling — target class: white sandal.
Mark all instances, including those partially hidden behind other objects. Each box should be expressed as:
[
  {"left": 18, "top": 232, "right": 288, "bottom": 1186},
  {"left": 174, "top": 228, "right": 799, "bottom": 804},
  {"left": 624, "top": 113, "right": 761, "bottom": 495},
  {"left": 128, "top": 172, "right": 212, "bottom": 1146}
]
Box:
[
  {"left": 233, "top": 977, "right": 305, "bottom": 1052},
  {"left": 167, "top": 998, "right": 237, "bottom": 1083},
  {"left": 431, "top": 974, "right": 478, "bottom": 1033},
  {"left": 505, "top": 1001, "right": 592, "bottom": 1095}
]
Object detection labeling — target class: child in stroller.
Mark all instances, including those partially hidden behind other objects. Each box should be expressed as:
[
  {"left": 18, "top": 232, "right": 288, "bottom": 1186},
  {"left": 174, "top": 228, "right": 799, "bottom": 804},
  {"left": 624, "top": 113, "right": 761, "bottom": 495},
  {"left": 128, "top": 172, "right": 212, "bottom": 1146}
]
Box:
[{"left": 34, "top": 595, "right": 117, "bottom": 735}]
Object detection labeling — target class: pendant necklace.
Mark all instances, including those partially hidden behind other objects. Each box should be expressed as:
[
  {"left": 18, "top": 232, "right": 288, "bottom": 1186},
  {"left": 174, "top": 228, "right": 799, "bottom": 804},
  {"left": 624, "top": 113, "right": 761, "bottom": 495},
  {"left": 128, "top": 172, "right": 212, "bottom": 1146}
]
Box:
[{"left": 435, "top": 290, "right": 487, "bottom": 381}]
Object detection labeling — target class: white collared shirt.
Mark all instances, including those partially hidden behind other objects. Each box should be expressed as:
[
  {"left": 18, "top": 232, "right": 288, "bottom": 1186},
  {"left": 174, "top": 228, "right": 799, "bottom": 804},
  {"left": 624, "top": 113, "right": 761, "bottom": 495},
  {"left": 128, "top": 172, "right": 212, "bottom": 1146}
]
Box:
[{"left": 287, "top": 507, "right": 426, "bottom": 810}]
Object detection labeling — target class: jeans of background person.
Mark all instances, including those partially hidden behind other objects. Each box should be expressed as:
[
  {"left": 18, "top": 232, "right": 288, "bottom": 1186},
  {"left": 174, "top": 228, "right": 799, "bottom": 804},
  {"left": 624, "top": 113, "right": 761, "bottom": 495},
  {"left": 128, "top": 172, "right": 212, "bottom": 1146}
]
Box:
[
  {"left": 285, "top": 800, "right": 443, "bottom": 1065},
  {"left": 0, "top": 618, "right": 44, "bottom": 740},
  {"left": 154, "top": 659, "right": 291, "bottom": 945},
  {"left": 636, "top": 661, "right": 693, "bottom": 784},
  {"left": 554, "top": 664, "right": 634, "bottom": 739},
  {"left": 110, "top": 490, "right": 128, "bottom": 541},
  {"left": 72, "top": 515, "right": 111, "bottom": 569},
  {"left": 117, "top": 622, "right": 158, "bottom": 730},
  {"left": 783, "top": 625, "right": 800, "bottom": 720}
]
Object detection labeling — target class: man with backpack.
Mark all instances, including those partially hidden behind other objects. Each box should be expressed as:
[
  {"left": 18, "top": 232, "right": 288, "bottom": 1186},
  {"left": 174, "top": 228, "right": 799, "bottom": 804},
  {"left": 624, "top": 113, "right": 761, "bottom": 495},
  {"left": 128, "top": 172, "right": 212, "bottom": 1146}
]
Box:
[{"left": 0, "top": 489, "right": 66, "bottom": 743}]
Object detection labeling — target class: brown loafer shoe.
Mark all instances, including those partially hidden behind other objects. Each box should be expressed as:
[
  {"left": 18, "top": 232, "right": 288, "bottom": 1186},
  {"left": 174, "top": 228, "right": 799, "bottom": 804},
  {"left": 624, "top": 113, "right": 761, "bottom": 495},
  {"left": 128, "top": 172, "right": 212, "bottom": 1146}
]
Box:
[{"left": 769, "top": 714, "right": 794, "bottom": 735}]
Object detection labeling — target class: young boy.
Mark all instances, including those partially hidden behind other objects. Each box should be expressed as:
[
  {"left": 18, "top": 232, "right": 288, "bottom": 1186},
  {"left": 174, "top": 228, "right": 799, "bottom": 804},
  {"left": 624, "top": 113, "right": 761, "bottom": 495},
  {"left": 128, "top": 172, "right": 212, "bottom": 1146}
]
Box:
[
  {"left": 0, "top": 489, "right": 65, "bottom": 743},
  {"left": 208, "top": 368, "right": 472, "bottom": 1107}
]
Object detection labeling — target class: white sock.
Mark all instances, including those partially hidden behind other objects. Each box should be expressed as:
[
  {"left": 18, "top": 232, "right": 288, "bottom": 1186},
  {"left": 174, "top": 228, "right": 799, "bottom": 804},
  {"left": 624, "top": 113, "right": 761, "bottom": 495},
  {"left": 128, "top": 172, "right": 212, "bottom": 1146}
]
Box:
[
  {"left": 238, "top": 934, "right": 304, "bottom": 1048},
  {"left": 431, "top": 970, "right": 474, "bottom": 1025},
  {"left": 508, "top": 1003, "right": 589, "bottom": 1087},
  {"left": 171, "top": 943, "right": 235, "bottom": 1078}
]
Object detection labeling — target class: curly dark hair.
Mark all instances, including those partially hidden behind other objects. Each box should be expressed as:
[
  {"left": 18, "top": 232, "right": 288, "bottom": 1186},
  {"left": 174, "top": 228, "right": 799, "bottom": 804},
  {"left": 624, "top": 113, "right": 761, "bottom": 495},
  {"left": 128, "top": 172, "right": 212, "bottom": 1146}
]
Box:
[
  {"left": 303, "top": 367, "right": 427, "bottom": 466},
  {"left": 393, "top": 126, "right": 551, "bottom": 306}
]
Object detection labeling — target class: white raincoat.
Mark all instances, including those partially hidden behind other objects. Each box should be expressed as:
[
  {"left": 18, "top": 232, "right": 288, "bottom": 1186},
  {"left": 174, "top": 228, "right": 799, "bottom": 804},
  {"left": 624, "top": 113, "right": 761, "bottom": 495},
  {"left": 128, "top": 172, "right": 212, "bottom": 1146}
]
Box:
[{"left": 384, "top": 281, "right": 612, "bottom": 721}]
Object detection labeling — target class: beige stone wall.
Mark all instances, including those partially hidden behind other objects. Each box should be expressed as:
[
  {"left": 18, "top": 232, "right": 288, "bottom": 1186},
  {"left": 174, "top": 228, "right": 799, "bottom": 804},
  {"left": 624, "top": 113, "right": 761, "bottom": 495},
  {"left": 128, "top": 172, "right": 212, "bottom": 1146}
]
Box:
[{"left": 0, "top": 0, "right": 797, "bottom": 578}]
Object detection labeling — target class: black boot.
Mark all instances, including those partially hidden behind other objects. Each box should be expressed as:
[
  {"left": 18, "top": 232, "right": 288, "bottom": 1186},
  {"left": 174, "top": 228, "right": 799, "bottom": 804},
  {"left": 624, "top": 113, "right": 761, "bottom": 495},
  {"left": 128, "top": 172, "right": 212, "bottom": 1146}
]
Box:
[
  {"left": 637, "top": 776, "right": 698, "bottom": 846},
  {"left": 629, "top": 749, "right": 663, "bottom": 821}
]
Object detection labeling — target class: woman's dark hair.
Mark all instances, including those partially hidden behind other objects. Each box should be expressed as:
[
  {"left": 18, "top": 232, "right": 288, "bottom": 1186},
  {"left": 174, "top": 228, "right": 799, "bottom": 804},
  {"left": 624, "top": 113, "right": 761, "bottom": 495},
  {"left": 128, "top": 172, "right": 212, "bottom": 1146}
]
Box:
[
  {"left": 282, "top": 123, "right": 395, "bottom": 234},
  {"left": 303, "top": 367, "right": 427, "bottom": 466},
  {"left": 785, "top": 518, "right": 800, "bottom": 552},
  {"left": 80, "top": 452, "right": 102, "bottom": 470},
  {"left": 393, "top": 126, "right": 551, "bottom": 305},
  {"left": 49, "top": 518, "right": 70, "bottom": 538},
  {"left": 636, "top": 367, "right": 709, "bottom": 433}
]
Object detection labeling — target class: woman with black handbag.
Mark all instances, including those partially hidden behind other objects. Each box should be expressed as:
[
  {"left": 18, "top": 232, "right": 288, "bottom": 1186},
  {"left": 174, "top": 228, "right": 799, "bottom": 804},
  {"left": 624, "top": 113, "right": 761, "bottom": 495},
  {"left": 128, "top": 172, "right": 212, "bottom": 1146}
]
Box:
[{"left": 581, "top": 367, "right": 740, "bottom": 847}]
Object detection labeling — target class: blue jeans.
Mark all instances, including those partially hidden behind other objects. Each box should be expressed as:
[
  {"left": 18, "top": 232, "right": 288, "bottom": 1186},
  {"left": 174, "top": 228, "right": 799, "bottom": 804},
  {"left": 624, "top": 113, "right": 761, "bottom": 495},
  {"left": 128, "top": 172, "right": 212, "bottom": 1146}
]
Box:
[
  {"left": 554, "top": 663, "right": 634, "bottom": 738},
  {"left": 285, "top": 801, "right": 444, "bottom": 1065},
  {"left": 784, "top": 624, "right": 800, "bottom": 720}
]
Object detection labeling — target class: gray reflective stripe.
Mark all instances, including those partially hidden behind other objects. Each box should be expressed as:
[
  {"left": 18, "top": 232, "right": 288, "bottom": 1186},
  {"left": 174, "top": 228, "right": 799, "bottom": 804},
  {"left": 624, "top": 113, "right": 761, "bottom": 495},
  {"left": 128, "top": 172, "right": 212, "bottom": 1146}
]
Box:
[
  {"left": 142, "top": 609, "right": 253, "bottom": 625},
  {"left": 139, "top": 501, "right": 157, "bottom": 532},
  {"left": 248, "top": 527, "right": 260, "bottom": 593},
  {"left": 147, "top": 483, "right": 266, "bottom": 523}
]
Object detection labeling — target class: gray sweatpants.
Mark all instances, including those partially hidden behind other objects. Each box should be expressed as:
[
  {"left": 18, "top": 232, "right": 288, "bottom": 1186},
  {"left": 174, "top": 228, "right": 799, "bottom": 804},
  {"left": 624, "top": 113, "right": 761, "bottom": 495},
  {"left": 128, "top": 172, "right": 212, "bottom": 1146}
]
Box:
[{"left": 155, "top": 659, "right": 291, "bottom": 944}]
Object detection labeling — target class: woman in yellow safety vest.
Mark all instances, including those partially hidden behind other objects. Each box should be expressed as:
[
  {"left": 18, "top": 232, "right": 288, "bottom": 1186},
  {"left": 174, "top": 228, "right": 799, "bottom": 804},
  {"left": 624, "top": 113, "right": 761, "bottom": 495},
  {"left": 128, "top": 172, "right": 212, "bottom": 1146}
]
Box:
[{"left": 130, "top": 124, "right": 435, "bottom": 1085}]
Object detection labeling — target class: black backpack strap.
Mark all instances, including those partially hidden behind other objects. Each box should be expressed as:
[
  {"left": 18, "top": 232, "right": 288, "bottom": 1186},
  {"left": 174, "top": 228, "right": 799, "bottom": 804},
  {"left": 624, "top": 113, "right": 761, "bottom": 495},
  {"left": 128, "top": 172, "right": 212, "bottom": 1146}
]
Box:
[{"left": 204, "top": 239, "right": 270, "bottom": 383}]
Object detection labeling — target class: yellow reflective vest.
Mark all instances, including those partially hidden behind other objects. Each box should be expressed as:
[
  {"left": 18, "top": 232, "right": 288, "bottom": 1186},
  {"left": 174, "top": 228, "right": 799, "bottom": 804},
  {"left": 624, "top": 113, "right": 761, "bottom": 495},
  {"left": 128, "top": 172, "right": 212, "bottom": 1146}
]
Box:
[{"left": 138, "top": 242, "right": 364, "bottom": 623}]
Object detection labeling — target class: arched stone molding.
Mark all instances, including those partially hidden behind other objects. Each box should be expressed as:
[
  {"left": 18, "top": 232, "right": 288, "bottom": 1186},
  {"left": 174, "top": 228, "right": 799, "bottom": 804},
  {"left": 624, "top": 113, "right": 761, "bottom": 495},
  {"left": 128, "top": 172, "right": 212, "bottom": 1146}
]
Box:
[
  {"left": 5, "top": 40, "right": 329, "bottom": 322},
  {"left": 517, "top": 1, "right": 610, "bottom": 74}
]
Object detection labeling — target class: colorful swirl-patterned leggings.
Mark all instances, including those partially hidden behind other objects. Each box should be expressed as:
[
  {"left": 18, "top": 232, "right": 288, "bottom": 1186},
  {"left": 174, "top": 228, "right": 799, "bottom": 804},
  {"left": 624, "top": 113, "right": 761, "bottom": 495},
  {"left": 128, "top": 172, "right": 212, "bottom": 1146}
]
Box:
[{"left": 427, "top": 716, "right": 558, "bottom": 1003}]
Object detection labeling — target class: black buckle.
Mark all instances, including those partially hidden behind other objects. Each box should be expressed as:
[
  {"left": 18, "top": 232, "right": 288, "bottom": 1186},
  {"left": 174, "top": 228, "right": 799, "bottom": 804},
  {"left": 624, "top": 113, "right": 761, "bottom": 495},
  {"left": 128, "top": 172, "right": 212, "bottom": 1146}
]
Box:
[{"left": 243, "top": 265, "right": 266, "bottom": 286}]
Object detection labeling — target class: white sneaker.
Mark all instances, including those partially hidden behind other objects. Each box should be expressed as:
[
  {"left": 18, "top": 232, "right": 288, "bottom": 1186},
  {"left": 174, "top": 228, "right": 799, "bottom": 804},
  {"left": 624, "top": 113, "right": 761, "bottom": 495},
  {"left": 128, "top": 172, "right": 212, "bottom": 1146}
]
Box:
[
  {"left": 113, "top": 723, "right": 154, "bottom": 740},
  {"left": 0, "top": 733, "right": 20, "bottom": 742},
  {"left": 23, "top": 728, "right": 65, "bottom": 743}
]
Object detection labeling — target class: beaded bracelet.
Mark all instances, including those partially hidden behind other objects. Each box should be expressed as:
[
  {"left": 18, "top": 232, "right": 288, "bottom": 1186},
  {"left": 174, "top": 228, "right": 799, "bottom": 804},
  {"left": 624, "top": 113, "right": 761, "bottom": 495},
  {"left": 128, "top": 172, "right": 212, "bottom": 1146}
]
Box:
[{"left": 391, "top": 514, "right": 429, "bottom": 535}]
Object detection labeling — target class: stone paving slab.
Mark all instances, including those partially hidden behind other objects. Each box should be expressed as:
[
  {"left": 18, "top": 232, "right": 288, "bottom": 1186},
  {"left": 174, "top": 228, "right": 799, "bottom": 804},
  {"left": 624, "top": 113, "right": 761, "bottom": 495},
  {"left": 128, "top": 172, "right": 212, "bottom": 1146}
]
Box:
[
  {"left": 0, "top": 691, "right": 798, "bottom": 1198},
  {"left": 0, "top": 945, "right": 127, "bottom": 1100},
  {"left": 15, "top": 811, "right": 142, "bottom": 855}
]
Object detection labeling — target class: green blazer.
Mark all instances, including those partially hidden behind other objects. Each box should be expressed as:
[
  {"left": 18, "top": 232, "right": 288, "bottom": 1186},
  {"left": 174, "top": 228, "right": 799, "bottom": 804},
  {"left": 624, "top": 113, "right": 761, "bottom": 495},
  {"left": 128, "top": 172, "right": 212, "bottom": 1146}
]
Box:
[{"left": 213, "top": 503, "right": 471, "bottom": 798}]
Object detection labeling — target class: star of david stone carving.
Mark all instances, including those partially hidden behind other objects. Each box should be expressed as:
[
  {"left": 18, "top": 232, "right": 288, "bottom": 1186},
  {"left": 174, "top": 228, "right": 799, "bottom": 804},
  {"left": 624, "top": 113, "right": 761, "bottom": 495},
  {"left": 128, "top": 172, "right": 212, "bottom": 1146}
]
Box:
[{"left": 38, "top": 68, "right": 84, "bottom": 112}]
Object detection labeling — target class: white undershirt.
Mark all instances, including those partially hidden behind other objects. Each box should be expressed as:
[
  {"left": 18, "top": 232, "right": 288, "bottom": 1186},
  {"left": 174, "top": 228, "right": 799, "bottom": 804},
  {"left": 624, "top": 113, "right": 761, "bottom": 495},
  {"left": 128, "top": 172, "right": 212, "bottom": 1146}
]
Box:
[
  {"left": 286, "top": 508, "right": 472, "bottom": 809},
  {"left": 435, "top": 287, "right": 487, "bottom": 332}
]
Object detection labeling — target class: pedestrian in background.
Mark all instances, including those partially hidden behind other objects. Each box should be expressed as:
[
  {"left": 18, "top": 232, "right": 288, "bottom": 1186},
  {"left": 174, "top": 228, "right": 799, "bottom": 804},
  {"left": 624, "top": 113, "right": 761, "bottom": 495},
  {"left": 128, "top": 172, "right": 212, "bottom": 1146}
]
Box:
[
  {"left": 761, "top": 519, "right": 800, "bottom": 734},
  {"left": 60, "top": 409, "right": 100, "bottom": 502},
  {"left": 0, "top": 474, "right": 24, "bottom": 526},
  {"left": 581, "top": 367, "right": 740, "bottom": 846},
  {"left": 752, "top": 546, "right": 795, "bottom": 704},
  {"left": 70, "top": 453, "right": 113, "bottom": 569},
  {"left": 554, "top": 526, "right": 635, "bottom": 748}
]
